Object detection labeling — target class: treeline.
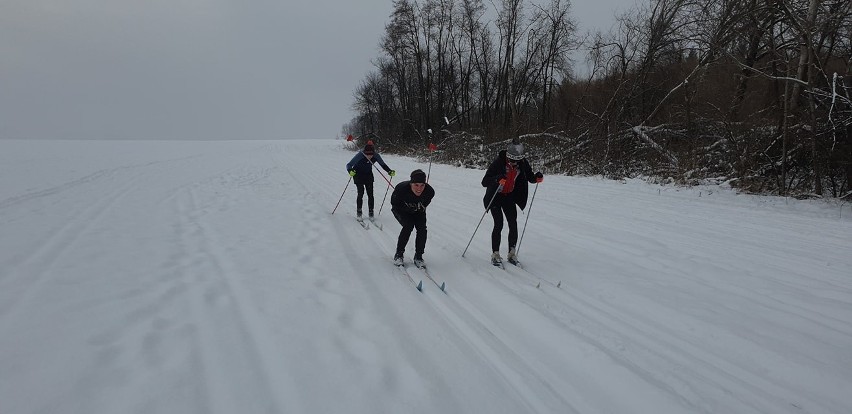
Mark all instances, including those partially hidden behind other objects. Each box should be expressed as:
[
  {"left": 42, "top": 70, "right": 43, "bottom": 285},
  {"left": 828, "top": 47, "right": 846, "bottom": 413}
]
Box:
[{"left": 346, "top": 0, "right": 852, "bottom": 198}]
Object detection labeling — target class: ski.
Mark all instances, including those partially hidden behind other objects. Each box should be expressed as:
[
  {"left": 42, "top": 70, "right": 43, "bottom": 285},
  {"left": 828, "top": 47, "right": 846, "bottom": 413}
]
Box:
[
  {"left": 368, "top": 217, "right": 383, "bottom": 230},
  {"left": 356, "top": 217, "right": 370, "bottom": 229},
  {"left": 395, "top": 261, "right": 423, "bottom": 291},
  {"left": 505, "top": 260, "right": 561, "bottom": 288},
  {"left": 415, "top": 264, "right": 445, "bottom": 292},
  {"left": 506, "top": 259, "right": 541, "bottom": 287}
]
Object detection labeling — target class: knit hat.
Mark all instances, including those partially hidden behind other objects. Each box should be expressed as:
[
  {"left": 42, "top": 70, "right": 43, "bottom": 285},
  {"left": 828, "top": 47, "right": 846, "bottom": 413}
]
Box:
[
  {"left": 506, "top": 138, "right": 524, "bottom": 161},
  {"left": 410, "top": 169, "right": 427, "bottom": 183}
]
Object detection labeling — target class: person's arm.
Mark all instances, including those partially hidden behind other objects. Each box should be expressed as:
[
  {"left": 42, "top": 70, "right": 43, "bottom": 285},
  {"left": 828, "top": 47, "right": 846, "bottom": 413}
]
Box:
[
  {"left": 390, "top": 183, "right": 403, "bottom": 209},
  {"left": 522, "top": 159, "right": 536, "bottom": 183},
  {"left": 346, "top": 153, "right": 362, "bottom": 172},
  {"left": 374, "top": 154, "right": 391, "bottom": 172},
  {"left": 481, "top": 160, "right": 502, "bottom": 187},
  {"left": 421, "top": 185, "right": 435, "bottom": 209}
]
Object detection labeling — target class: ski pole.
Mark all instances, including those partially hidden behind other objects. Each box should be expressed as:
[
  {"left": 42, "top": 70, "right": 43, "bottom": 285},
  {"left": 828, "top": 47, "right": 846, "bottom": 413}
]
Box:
[
  {"left": 378, "top": 176, "right": 392, "bottom": 215},
  {"left": 515, "top": 182, "right": 539, "bottom": 256},
  {"left": 426, "top": 130, "right": 434, "bottom": 182},
  {"left": 462, "top": 185, "right": 501, "bottom": 257},
  {"left": 331, "top": 176, "right": 352, "bottom": 215},
  {"left": 370, "top": 162, "right": 393, "bottom": 186}
]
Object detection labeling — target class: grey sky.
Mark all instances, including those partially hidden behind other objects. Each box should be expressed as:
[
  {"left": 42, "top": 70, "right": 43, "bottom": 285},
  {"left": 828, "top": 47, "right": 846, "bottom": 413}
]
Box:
[{"left": 1, "top": 0, "right": 635, "bottom": 141}]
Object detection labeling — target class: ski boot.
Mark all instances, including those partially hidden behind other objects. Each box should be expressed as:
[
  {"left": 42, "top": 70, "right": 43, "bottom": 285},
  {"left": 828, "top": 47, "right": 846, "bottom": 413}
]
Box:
[
  {"left": 491, "top": 251, "right": 503, "bottom": 266},
  {"left": 413, "top": 254, "right": 425, "bottom": 268},
  {"left": 507, "top": 247, "right": 519, "bottom": 266}
]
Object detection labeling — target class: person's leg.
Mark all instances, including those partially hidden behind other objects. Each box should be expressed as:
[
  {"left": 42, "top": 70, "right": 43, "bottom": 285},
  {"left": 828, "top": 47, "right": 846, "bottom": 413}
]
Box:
[
  {"left": 365, "top": 182, "right": 375, "bottom": 216},
  {"left": 505, "top": 203, "right": 519, "bottom": 249},
  {"left": 489, "top": 201, "right": 505, "bottom": 253},
  {"left": 413, "top": 213, "right": 428, "bottom": 259},
  {"left": 395, "top": 212, "right": 415, "bottom": 257},
  {"left": 355, "top": 183, "right": 365, "bottom": 216}
]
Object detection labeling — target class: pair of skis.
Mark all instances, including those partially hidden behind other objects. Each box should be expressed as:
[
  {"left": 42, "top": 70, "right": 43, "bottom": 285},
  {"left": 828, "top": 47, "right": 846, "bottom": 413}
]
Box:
[
  {"left": 491, "top": 255, "right": 523, "bottom": 270},
  {"left": 353, "top": 217, "right": 443, "bottom": 292},
  {"left": 396, "top": 260, "right": 445, "bottom": 292},
  {"left": 356, "top": 216, "right": 383, "bottom": 230}
]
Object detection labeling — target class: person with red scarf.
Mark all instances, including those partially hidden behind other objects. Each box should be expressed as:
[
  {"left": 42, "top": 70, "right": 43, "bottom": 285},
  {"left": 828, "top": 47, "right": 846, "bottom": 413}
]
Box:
[{"left": 481, "top": 139, "right": 543, "bottom": 266}]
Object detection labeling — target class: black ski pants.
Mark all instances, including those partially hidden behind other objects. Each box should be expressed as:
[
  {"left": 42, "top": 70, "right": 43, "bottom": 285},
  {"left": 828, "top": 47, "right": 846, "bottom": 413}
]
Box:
[
  {"left": 393, "top": 209, "right": 427, "bottom": 256},
  {"left": 489, "top": 195, "right": 518, "bottom": 253},
  {"left": 355, "top": 182, "right": 374, "bottom": 213}
]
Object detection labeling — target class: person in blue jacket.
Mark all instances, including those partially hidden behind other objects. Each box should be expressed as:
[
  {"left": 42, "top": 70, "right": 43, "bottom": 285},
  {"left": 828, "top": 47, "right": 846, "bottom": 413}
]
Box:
[{"left": 346, "top": 141, "right": 395, "bottom": 219}]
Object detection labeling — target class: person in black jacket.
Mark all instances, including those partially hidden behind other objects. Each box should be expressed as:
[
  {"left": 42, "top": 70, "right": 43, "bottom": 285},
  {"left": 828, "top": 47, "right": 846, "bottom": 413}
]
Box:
[
  {"left": 481, "top": 139, "right": 543, "bottom": 266},
  {"left": 345, "top": 141, "right": 395, "bottom": 219},
  {"left": 391, "top": 169, "right": 435, "bottom": 267}
]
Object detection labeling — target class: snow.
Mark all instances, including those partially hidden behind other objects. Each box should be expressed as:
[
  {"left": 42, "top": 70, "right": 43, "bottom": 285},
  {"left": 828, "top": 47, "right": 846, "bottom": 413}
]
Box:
[{"left": 1, "top": 139, "right": 851, "bottom": 414}]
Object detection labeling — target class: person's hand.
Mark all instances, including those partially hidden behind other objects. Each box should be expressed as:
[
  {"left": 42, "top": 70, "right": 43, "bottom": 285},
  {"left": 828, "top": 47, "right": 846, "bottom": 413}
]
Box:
[
  {"left": 389, "top": 170, "right": 396, "bottom": 177},
  {"left": 498, "top": 178, "right": 507, "bottom": 188},
  {"left": 535, "top": 172, "right": 543, "bottom": 183},
  {"left": 348, "top": 170, "right": 356, "bottom": 177}
]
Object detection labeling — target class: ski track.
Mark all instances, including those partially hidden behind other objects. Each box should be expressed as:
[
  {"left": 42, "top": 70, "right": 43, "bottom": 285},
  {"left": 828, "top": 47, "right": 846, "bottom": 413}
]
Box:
[
  {"left": 173, "top": 183, "right": 290, "bottom": 414},
  {"left": 357, "top": 219, "right": 565, "bottom": 413},
  {"left": 0, "top": 165, "right": 144, "bottom": 323}
]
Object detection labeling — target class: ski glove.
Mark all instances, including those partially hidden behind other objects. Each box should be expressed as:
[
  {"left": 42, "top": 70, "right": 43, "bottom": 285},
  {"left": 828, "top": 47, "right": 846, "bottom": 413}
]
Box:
[
  {"left": 388, "top": 170, "right": 396, "bottom": 177},
  {"left": 535, "top": 172, "right": 543, "bottom": 183},
  {"left": 348, "top": 170, "right": 356, "bottom": 177}
]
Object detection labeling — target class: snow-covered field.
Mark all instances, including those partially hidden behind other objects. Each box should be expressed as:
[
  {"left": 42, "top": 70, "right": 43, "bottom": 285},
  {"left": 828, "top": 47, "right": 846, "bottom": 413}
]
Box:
[{"left": 1, "top": 139, "right": 850, "bottom": 414}]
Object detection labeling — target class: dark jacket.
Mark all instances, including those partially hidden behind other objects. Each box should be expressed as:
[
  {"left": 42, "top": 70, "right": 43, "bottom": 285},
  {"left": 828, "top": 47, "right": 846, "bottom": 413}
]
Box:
[
  {"left": 391, "top": 181, "right": 435, "bottom": 215},
  {"left": 346, "top": 152, "right": 391, "bottom": 185},
  {"left": 481, "top": 150, "right": 536, "bottom": 210}
]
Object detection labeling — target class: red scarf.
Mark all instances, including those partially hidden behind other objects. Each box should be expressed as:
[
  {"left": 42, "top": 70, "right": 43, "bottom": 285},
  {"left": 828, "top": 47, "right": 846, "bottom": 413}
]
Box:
[{"left": 501, "top": 162, "right": 518, "bottom": 194}]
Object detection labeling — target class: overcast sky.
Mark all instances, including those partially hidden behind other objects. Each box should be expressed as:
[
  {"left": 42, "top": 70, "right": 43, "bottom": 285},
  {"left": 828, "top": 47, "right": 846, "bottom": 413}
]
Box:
[{"left": 1, "top": 0, "right": 636, "bottom": 141}]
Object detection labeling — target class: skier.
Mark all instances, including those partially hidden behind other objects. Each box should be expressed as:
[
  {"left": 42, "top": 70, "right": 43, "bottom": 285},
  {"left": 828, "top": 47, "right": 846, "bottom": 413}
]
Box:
[
  {"left": 391, "top": 169, "right": 435, "bottom": 267},
  {"left": 345, "top": 141, "right": 395, "bottom": 219},
  {"left": 481, "top": 139, "right": 543, "bottom": 266}
]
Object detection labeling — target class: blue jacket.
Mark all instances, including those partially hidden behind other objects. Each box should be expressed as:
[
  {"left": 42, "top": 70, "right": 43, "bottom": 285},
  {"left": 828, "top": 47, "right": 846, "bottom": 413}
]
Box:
[{"left": 346, "top": 152, "right": 391, "bottom": 185}]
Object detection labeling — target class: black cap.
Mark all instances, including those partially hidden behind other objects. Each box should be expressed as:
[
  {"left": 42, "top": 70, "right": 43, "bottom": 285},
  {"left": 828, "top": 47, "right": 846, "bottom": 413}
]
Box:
[{"left": 410, "top": 169, "right": 426, "bottom": 183}]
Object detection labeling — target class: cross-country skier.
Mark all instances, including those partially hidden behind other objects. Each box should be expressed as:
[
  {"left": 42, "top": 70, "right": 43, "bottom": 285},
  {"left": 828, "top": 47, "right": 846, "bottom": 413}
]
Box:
[
  {"left": 481, "top": 139, "right": 543, "bottom": 266},
  {"left": 391, "top": 169, "right": 435, "bottom": 267},
  {"left": 345, "top": 141, "right": 395, "bottom": 219}
]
